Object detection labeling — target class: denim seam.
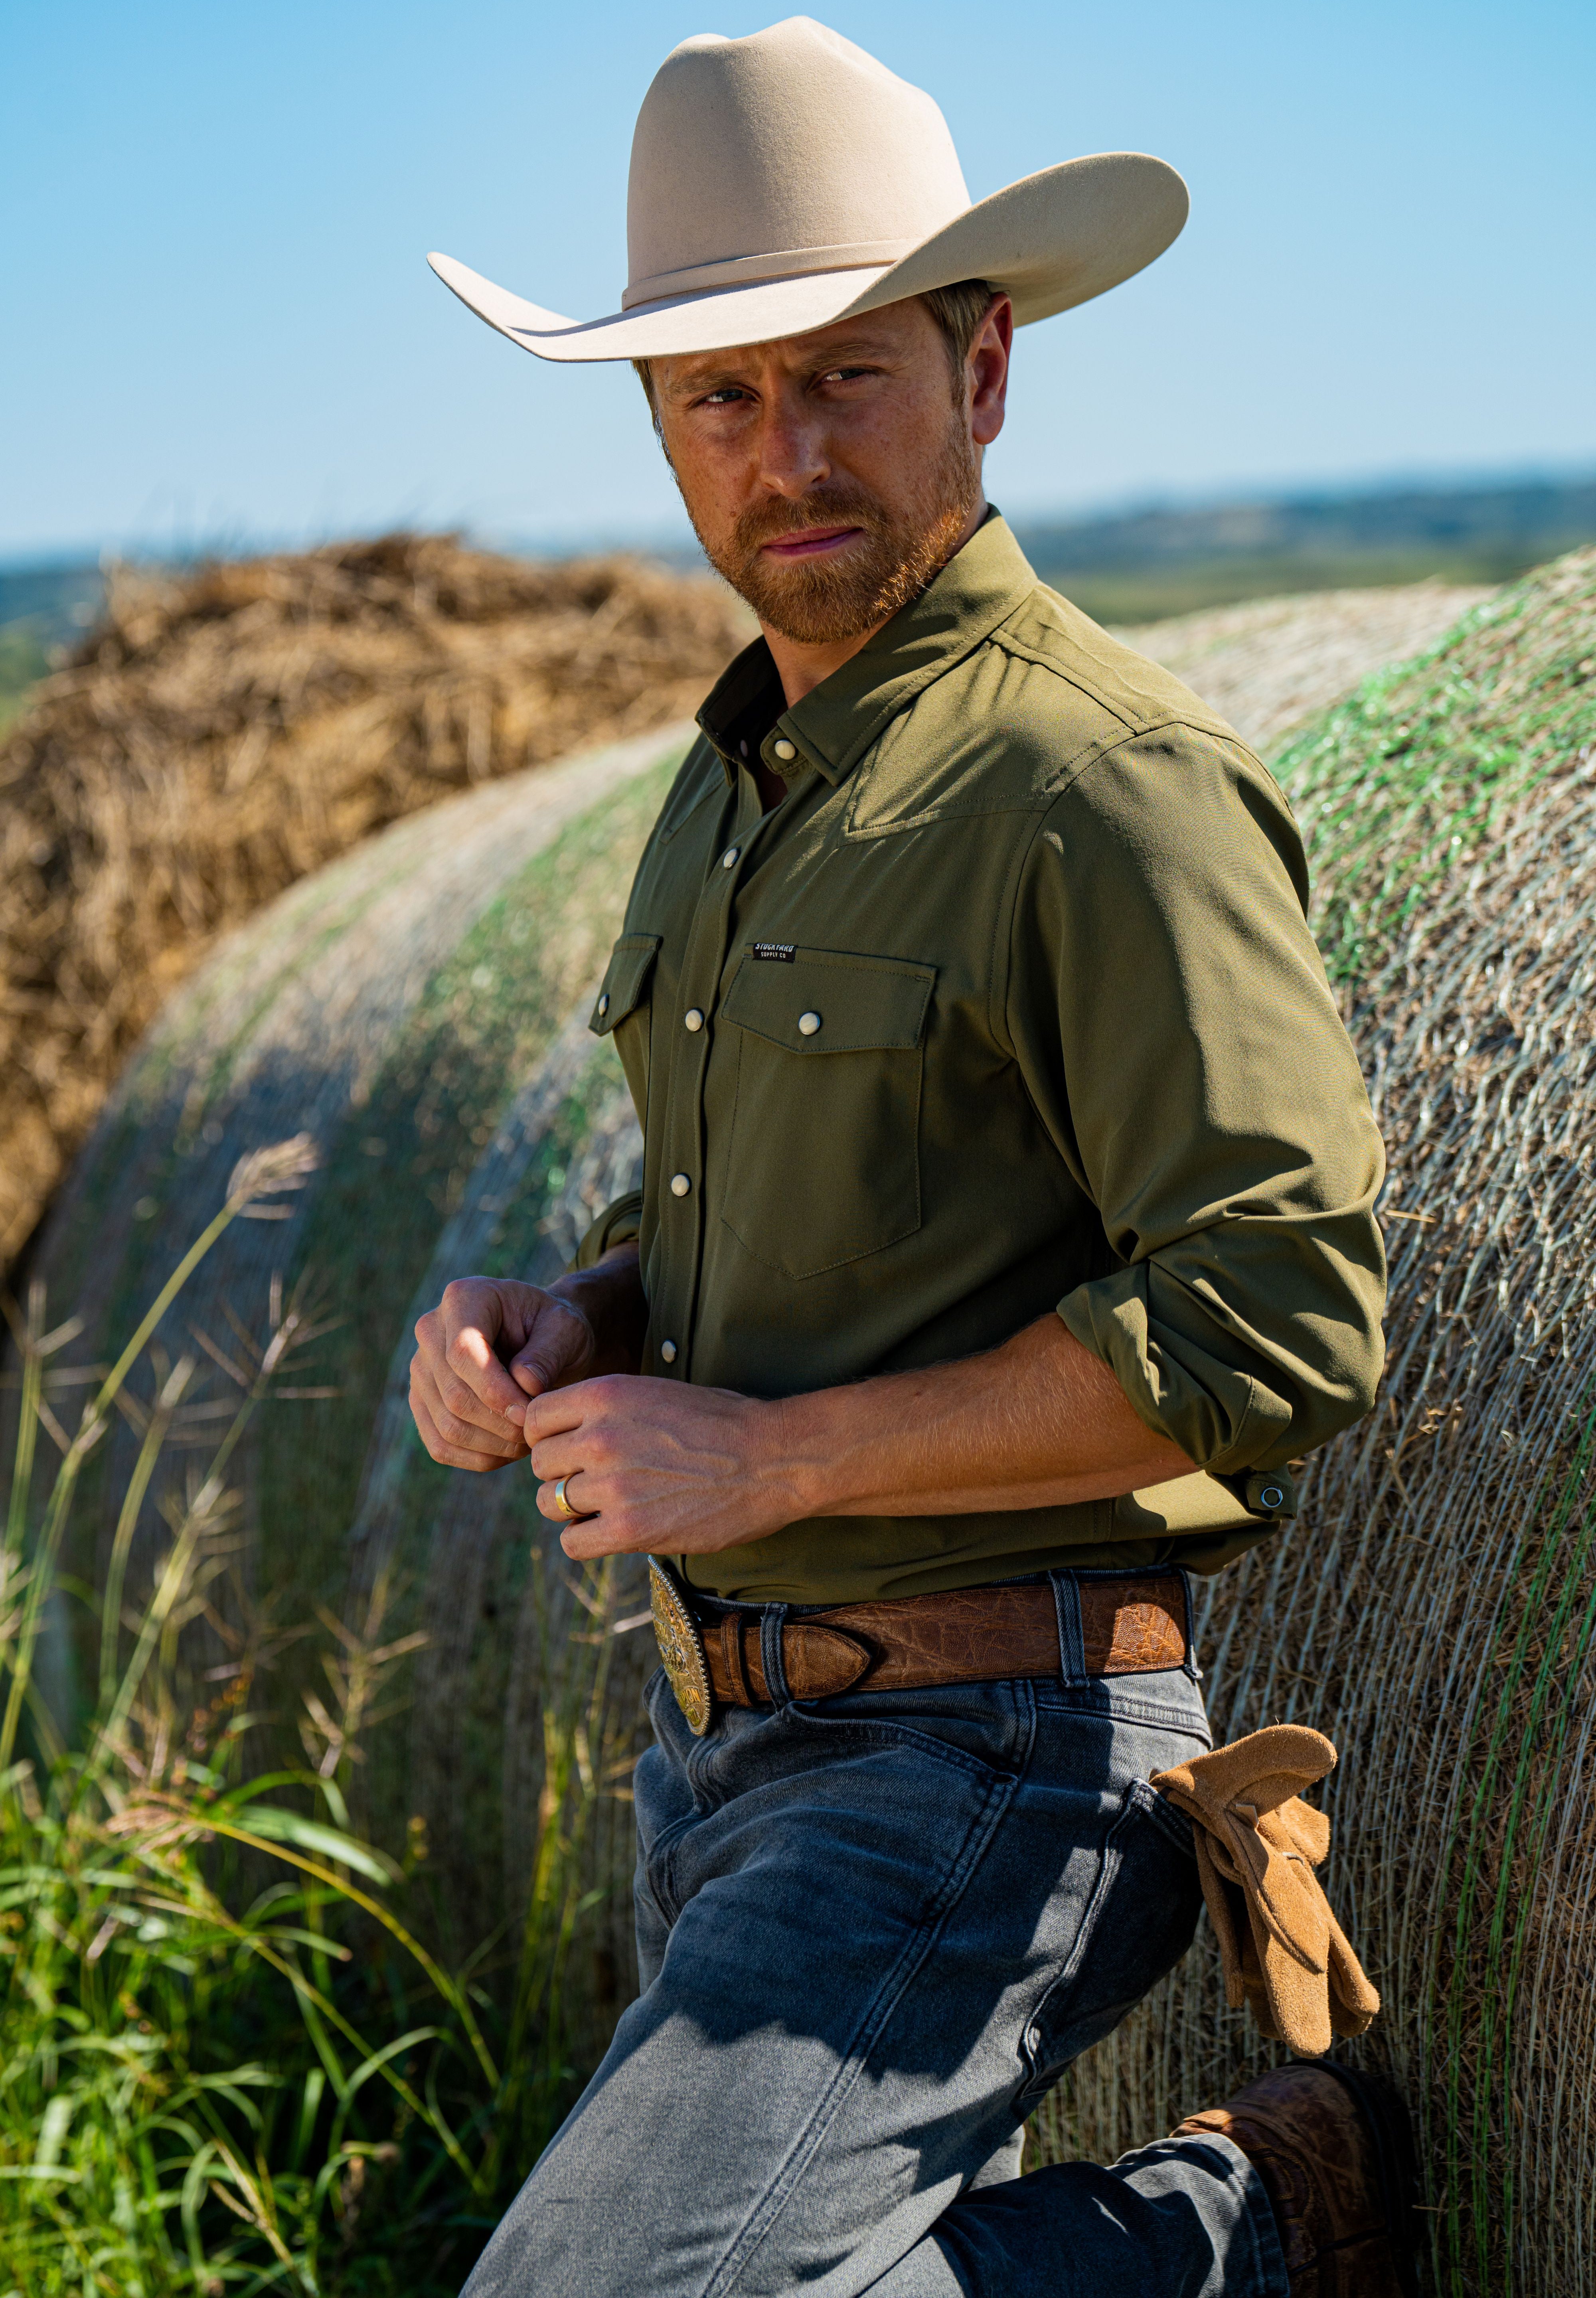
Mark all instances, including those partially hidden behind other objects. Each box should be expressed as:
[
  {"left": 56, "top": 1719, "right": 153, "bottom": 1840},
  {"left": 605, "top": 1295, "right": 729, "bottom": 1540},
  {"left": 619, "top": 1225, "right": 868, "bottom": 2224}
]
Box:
[
  {"left": 1017, "top": 1779, "right": 1147, "bottom": 2097},
  {"left": 779, "top": 1710, "right": 1017, "bottom": 1785},
  {"left": 643, "top": 1801, "right": 705, "bottom": 1930},
  {"left": 703, "top": 1761, "right": 1022, "bottom": 2298},
  {"left": 1087, "top": 1696, "right": 1215, "bottom": 1740},
  {"left": 1125, "top": 1775, "right": 1199, "bottom": 1857},
  {"left": 1031, "top": 1687, "right": 1213, "bottom": 1740}
]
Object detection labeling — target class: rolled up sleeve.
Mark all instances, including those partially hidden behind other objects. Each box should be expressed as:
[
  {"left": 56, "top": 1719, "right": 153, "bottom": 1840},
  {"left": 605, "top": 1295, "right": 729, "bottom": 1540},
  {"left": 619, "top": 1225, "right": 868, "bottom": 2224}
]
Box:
[{"left": 1010, "top": 725, "right": 1386, "bottom": 1474}]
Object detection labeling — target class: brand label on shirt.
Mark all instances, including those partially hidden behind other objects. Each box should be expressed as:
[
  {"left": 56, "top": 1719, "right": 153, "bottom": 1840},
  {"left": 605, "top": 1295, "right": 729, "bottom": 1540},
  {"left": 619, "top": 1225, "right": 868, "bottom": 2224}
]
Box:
[{"left": 752, "top": 942, "right": 796, "bottom": 963}]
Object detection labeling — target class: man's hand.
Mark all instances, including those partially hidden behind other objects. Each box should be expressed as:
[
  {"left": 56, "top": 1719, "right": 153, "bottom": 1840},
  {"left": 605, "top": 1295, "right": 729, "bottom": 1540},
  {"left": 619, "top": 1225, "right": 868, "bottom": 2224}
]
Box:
[
  {"left": 525, "top": 1378, "right": 798, "bottom": 1556},
  {"left": 410, "top": 1278, "right": 599, "bottom": 1472}
]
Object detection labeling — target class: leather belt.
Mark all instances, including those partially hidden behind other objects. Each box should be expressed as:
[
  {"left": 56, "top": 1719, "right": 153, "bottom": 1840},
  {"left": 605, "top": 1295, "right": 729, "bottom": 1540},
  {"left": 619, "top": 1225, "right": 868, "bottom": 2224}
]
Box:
[{"left": 647, "top": 1560, "right": 1189, "bottom": 1737}]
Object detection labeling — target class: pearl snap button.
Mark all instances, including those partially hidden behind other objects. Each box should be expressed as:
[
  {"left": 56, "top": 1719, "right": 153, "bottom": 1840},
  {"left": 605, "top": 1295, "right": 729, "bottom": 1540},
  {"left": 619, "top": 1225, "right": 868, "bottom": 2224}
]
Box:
[
  {"left": 684, "top": 1008, "right": 704, "bottom": 1032},
  {"left": 798, "top": 1011, "right": 822, "bottom": 1036},
  {"left": 597, "top": 992, "right": 610, "bottom": 1017},
  {"left": 721, "top": 847, "right": 739, "bottom": 870},
  {"left": 670, "top": 1172, "right": 692, "bottom": 1197},
  {"left": 660, "top": 1339, "right": 678, "bottom": 1364},
  {"left": 772, "top": 738, "right": 796, "bottom": 761}
]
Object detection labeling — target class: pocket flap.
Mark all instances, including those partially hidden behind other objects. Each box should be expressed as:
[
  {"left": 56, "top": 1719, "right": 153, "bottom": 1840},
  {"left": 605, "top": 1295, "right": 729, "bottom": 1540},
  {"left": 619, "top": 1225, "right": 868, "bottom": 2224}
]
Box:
[
  {"left": 589, "top": 933, "right": 662, "bottom": 1037},
  {"left": 722, "top": 947, "right": 934, "bottom": 1054}
]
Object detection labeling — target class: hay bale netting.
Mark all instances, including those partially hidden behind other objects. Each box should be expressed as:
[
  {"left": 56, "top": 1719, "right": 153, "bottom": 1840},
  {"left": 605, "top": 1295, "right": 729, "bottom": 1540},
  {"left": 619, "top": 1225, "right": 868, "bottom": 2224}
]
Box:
[
  {"left": 1036, "top": 546, "right": 1596, "bottom": 2296},
  {"left": 22, "top": 724, "right": 681, "bottom": 2062},
  {"left": 1114, "top": 579, "right": 1491, "bottom": 757},
  {"left": 0, "top": 534, "right": 750, "bottom": 1268}
]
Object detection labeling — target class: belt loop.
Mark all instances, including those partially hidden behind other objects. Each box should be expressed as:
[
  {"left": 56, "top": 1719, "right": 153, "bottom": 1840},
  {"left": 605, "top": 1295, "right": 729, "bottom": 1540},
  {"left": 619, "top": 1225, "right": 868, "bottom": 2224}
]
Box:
[
  {"left": 760, "top": 1603, "right": 792, "bottom": 1708},
  {"left": 1179, "top": 1568, "right": 1203, "bottom": 1682},
  {"left": 1050, "top": 1570, "right": 1086, "bottom": 1688}
]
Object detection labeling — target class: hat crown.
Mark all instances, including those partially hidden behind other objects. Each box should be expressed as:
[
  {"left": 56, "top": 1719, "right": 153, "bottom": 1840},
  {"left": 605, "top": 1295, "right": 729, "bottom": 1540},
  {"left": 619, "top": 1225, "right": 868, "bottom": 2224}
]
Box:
[{"left": 625, "top": 17, "right": 971, "bottom": 308}]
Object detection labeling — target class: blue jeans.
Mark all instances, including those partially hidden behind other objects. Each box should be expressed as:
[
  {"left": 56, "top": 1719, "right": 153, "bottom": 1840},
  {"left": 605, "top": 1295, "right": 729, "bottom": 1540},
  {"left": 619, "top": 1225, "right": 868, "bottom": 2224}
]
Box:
[{"left": 463, "top": 1571, "right": 1287, "bottom": 2298}]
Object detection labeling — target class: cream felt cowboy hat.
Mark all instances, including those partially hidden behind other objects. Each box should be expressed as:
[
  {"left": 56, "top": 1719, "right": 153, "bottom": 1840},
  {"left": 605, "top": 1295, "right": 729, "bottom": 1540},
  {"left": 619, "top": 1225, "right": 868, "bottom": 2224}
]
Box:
[{"left": 428, "top": 16, "right": 1187, "bottom": 363}]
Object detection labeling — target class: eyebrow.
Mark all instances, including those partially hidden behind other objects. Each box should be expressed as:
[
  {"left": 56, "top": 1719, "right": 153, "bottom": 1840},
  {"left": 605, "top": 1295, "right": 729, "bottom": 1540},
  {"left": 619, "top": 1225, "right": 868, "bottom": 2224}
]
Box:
[{"left": 663, "top": 336, "right": 901, "bottom": 399}]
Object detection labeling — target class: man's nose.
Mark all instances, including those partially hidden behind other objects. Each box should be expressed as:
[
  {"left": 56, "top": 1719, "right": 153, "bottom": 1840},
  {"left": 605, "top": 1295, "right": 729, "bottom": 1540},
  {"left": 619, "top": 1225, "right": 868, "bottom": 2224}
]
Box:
[{"left": 754, "top": 395, "right": 830, "bottom": 497}]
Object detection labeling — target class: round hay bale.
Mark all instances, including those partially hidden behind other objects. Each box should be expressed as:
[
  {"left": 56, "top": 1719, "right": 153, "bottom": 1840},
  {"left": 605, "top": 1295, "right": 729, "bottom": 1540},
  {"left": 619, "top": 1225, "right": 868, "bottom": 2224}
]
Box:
[
  {"left": 1035, "top": 546, "right": 1596, "bottom": 2297},
  {"left": 1113, "top": 579, "right": 1492, "bottom": 756},
  {"left": 0, "top": 534, "right": 750, "bottom": 1269},
  {"left": 26, "top": 724, "right": 676, "bottom": 2060}
]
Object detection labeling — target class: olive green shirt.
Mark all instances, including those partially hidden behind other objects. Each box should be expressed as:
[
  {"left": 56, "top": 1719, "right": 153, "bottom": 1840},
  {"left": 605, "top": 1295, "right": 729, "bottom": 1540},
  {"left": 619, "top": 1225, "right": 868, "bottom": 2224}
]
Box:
[{"left": 577, "top": 513, "right": 1385, "bottom": 1604}]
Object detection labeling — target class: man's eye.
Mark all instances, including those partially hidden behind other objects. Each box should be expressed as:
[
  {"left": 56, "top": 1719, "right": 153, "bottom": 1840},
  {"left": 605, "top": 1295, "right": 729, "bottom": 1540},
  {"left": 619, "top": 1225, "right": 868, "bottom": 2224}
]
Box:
[
  {"left": 701, "top": 387, "right": 749, "bottom": 406},
  {"left": 819, "top": 367, "right": 871, "bottom": 384}
]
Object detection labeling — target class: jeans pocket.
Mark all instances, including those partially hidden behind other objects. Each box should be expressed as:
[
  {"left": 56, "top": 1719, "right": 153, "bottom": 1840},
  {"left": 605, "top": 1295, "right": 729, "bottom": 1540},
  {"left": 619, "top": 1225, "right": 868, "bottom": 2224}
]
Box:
[{"left": 1018, "top": 1775, "right": 1203, "bottom": 2108}]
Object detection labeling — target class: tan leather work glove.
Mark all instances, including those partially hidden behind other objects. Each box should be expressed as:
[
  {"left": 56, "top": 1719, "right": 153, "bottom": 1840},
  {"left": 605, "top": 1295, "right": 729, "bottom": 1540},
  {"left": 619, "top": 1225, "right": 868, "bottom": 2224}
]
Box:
[{"left": 1151, "top": 1724, "right": 1380, "bottom": 2058}]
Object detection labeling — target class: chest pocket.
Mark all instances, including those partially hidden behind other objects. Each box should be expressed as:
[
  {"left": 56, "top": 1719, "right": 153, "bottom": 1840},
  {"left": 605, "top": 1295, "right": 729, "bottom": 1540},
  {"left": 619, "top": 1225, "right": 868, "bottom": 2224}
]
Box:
[
  {"left": 719, "top": 947, "right": 935, "bottom": 1280},
  {"left": 591, "top": 932, "right": 662, "bottom": 1123}
]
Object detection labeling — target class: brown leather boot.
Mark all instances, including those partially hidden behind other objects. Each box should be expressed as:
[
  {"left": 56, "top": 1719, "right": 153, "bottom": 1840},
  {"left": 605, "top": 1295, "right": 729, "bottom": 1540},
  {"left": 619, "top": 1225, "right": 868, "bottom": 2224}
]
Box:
[{"left": 1171, "top": 2061, "right": 1420, "bottom": 2297}]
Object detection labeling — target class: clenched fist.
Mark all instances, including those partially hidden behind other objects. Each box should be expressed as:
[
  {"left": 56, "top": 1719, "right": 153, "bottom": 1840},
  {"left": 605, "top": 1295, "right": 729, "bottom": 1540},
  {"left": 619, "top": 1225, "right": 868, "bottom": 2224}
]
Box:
[{"left": 408, "top": 1244, "right": 647, "bottom": 1473}]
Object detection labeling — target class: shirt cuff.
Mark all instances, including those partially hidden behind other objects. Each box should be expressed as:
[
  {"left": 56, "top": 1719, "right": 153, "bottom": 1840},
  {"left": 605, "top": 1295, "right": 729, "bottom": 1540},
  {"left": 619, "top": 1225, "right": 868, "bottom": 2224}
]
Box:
[
  {"left": 1056, "top": 1265, "right": 1296, "bottom": 1475},
  {"left": 571, "top": 1190, "right": 644, "bottom": 1272}
]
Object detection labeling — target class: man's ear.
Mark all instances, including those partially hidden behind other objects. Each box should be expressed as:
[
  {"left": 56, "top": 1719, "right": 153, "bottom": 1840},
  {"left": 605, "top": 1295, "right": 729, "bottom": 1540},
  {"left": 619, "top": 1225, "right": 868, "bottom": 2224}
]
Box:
[{"left": 968, "top": 296, "right": 1012, "bottom": 450}]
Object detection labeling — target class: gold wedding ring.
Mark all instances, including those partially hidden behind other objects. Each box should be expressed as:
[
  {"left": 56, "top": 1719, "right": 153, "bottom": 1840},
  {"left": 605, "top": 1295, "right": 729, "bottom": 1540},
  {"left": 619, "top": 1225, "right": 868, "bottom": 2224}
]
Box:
[{"left": 552, "top": 1474, "right": 585, "bottom": 1522}]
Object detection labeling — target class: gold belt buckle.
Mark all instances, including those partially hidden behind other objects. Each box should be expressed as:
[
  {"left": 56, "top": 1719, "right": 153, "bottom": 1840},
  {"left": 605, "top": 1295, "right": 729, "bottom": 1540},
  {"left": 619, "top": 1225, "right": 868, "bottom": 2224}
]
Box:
[{"left": 648, "top": 1558, "right": 713, "bottom": 1737}]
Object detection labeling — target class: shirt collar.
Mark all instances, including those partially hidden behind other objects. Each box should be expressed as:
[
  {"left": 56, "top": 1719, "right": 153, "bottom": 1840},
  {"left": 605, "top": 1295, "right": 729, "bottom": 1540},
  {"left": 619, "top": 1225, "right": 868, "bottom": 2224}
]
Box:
[{"left": 695, "top": 509, "right": 1039, "bottom": 790}]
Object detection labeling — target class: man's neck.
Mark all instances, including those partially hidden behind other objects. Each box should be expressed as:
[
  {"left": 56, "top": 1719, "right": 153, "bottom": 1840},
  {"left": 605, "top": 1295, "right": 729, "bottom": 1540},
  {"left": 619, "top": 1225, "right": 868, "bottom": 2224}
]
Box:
[{"left": 759, "top": 494, "right": 988, "bottom": 710}]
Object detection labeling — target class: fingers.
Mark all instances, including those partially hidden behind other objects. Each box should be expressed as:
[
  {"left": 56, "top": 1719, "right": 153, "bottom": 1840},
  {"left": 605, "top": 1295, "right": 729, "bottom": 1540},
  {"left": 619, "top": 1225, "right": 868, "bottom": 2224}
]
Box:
[
  {"left": 536, "top": 1467, "right": 597, "bottom": 1526},
  {"left": 507, "top": 1296, "right": 595, "bottom": 1402},
  {"left": 556, "top": 1512, "right": 650, "bottom": 1561},
  {"left": 520, "top": 1377, "right": 615, "bottom": 1448},
  {"left": 407, "top": 1276, "right": 605, "bottom": 1474},
  {"left": 437, "top": 1281, "right": 530, "bottom": 1421},
  {"left": 409, "top": 1355, "right": 529, "bottom": 1472}
]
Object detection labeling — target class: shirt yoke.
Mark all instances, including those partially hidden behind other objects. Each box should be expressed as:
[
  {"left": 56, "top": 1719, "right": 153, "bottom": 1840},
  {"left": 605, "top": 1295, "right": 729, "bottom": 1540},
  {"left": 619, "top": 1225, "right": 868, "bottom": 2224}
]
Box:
[{"left": 845, "top": 579, "right": 1254, "bottom": 839}]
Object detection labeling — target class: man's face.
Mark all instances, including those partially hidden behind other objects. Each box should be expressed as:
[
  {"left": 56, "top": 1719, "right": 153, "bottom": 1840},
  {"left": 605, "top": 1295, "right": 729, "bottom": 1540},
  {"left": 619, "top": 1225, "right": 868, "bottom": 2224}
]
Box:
[{"left": 648, "top": 295, "right": 1009, "bottom": 646}]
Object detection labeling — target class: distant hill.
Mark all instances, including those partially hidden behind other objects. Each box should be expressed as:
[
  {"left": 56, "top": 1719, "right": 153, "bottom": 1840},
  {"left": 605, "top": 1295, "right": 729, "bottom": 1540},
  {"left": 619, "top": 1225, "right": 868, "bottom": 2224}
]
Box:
[
  {"left": 1013, "top": 475, "right": 1596, "bottom": 622},
  {"left": 0, "top": 562, "right": 106, "bottom": 729}
]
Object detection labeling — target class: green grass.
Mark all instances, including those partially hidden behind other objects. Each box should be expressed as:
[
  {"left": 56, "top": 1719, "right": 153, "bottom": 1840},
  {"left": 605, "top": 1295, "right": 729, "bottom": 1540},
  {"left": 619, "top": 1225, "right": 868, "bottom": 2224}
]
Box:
[{"left": 0, "top": 1149, "right": 626, "bottom": 2294}]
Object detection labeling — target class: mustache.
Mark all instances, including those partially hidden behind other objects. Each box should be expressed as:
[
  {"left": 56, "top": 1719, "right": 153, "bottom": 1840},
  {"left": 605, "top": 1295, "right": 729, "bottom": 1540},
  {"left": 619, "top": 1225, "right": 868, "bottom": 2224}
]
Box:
[{"left": 733, "top": 485, "right": 888, "bottom": 555}]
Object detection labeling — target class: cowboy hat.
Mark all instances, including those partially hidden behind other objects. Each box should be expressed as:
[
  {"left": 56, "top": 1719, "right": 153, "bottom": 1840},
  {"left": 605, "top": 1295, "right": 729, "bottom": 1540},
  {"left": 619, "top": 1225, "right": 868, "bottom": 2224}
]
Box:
[{"left": 428, "top": 16, "right": 1187, "bottom": 363}]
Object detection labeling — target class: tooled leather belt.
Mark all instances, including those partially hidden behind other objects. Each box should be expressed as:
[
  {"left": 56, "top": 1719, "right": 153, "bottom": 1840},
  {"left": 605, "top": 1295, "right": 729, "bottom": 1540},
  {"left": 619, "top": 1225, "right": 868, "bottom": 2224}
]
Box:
[{"left": 647, "top": 1558, "right": 1189, "bottom": 1737}]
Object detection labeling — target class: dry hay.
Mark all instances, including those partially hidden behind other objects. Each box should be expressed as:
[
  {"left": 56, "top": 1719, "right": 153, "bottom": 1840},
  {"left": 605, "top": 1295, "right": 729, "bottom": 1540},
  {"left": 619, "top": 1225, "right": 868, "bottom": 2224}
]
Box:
[
  {"left": 1114, "top": 579, "right": 1491, "bottom": 757},
  {"left": 14, "top": 548, "right": 1596, "bottom": 2282},
  {"left": 0, "top": 533, "right": 751, "bottom": 1268},
  {"left": 1037, "top": 545, "right": 1596, "bottom": 2297}
]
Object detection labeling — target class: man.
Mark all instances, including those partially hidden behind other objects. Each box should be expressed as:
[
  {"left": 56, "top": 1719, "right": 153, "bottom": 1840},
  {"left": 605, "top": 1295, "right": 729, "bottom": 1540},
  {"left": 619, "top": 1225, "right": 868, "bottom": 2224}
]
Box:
[{"left": 413, "top": 20, "right": 1414, "bottom": 2296}]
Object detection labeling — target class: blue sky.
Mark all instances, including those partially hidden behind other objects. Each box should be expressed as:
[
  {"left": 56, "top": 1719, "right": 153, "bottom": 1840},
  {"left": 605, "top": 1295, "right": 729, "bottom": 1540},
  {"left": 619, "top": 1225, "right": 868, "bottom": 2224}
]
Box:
[{"left": 3, "top": 0, "right": 1592, "bottom": 559}]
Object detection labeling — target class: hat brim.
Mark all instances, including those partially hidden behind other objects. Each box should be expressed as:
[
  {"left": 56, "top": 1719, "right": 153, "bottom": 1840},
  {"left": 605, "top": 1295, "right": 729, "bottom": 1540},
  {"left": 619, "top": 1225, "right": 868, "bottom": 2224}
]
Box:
[{"left": 428, "top": 150, "right": 1187, "bottom": 363}]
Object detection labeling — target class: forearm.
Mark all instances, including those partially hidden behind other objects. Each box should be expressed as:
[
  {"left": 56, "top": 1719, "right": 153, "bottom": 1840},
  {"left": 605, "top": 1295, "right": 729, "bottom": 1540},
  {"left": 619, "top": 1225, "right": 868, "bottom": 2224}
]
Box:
[{"left": 776, "top": 1313, "right": 1192, "bottom": 1520}]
